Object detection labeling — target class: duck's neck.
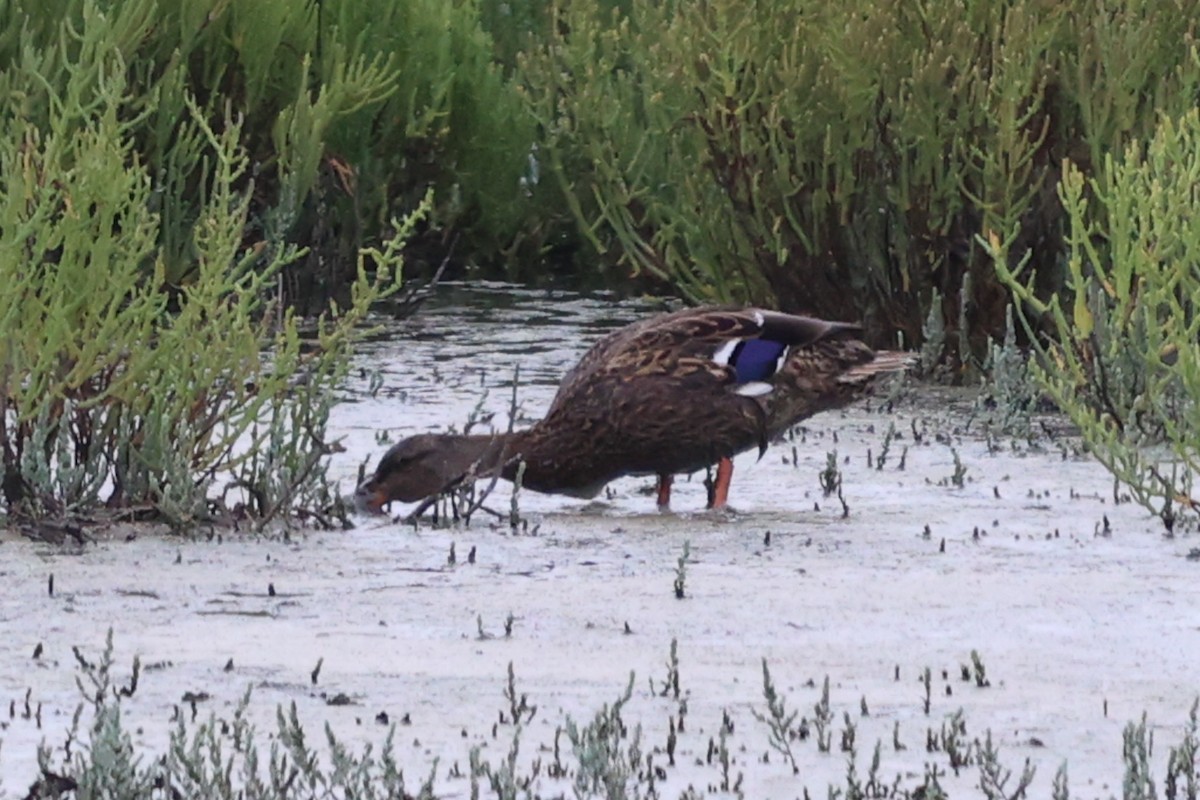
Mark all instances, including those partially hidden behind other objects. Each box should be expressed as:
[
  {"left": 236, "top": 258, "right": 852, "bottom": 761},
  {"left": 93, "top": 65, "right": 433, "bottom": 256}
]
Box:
[{"left": 446, "top": 430, "right": 534, "bottom": 482}]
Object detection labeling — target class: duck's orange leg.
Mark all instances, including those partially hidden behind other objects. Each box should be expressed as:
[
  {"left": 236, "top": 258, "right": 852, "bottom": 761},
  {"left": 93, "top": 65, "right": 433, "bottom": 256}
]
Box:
[
  {"left": 708, "top": 457, "right": 734, "bottom": 509},
  {"left": 656, "top": 474, "right": 673, "bottom": 509}
]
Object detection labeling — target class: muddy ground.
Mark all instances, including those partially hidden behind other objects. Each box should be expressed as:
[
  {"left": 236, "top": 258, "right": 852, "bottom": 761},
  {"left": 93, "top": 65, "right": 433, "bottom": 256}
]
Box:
[{"left": 3, "top": 396, "right": 1198, "bottom": 799}]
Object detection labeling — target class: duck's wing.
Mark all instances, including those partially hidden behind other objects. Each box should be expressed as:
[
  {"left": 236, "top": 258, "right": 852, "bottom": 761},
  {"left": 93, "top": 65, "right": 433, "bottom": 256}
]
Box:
[{"left": 548, "top": 307, "right": 862, "bottom": 413}]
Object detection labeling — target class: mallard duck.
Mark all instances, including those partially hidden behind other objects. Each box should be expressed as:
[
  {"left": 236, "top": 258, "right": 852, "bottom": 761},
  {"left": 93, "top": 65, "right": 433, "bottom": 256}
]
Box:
[{"left": 356, "top": 306, "right": 914, "bottom": 513}]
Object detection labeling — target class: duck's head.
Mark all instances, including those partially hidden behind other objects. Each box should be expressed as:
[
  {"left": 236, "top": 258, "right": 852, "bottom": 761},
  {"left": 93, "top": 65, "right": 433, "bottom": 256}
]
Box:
[{"left": 354, "top": 433, "right": 502, "bottom": 514}]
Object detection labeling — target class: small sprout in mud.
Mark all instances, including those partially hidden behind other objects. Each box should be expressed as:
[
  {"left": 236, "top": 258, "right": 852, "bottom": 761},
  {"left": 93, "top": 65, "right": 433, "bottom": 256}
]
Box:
[
  {"left": 922, "top": 524, "right": 932, "bottom": 540},
  {"left": 657, "top": 638, "right": 681, "bottom": 699},
  {"left": 860, "top": 695, "right": 869, "bottom": 716},
  {"left": 835, "top": 483, "right": 850, "bottom": 517},
  {"left": 268, "top": 583, "right": 276, "bottom": 597},
  {"left": 468, "top": 545, "right": 477, "bottom": 564},
  {"left": 448, "top": 542, "right": 456, "bottom": 565},
  {"left": 174, "top": 550, "right": 181, "bottom": 565},
  {"left": 1096, "top": 514, "right": 1113, "bottom": 537},
  {"left": 666, "top": 716, "right": 677, "bottom": 766},
  {"left": 476, "top": 614, "right": 491, "bottom": 640},
  {"left": 751, "top": 659, "right": 799, "bottom": 773},
  {"left": 867, "top": 448, "right": 873, "bottom": 468},
  {"left": 970, "top": 650, "right": 990, "bottom": 687},
  {"left": 819, "top": 450, "right": 841, "bottom": 497},
  {"left": 941, "top": 709, "right": 969, "bottom": 771},
  {"left": 763, "top": 530, "right": 771, "bottom": 546},
  {"left": 366, "top": 367, "right": 386, "bottom": 398},
  {"left": 623, "top": 621, "right": 633, "bottom": 635},
  {"left": 311, "top": 657, "right": 323, "bottom": 685},
  {"left": 939, "top": 538, "right": 946, "bottom": 553},
  {"left": 865, "top": 740, "right": 886, "bottom": 796},
  {"left": 715, "top": 717, "right": 740, "bottom": 792},
  {"left": 841, "top": 711, "right": 856, "bottom": 752},
  {"left": 117, "top": 656, "right": 140, "bottom": 698},
  {"left": 894, "top": 665, "right": 901, "bottom": 681},
  {"left": 894, "top": 720, "right": 906, "bottom": 751},
  {"left": 898, "top": 445, "right": 908, "bottom": 470},
  {"left": 224, "top": 658, "right": 234, "bottom": 672},
  {"left": 921, "top": 667, "right": 932, "bottom": 715},
  {"left": 813, "top": 675, "right": 834, "bottom": 753},
  {"left": 32, "top": 643, "right": 43, "bottom": 660},
  {"left": 72, "top": 646, "right": 93, "bottom": 671},
  {"left": 960, "top": 664, "right": 971, "bottom": 681},
  {"left": 503, "top": 661, "right": 536, "bottom": 724},
  {"left": 674, "top": 540, "right": 690, "bottom": 599},
  {"left": 48, "top": 573, "right": 54, "bottom": 597},
  {"left": 509, "top": 461, "right": 526, "bottom": 532},
  {"left": 1053, "top": 763, "right": 1070, "bottom": 800},
  {"left": 875, "top": 422, "right": 896, "bottom": 470},
  {"left": 946, "top": 447, "right": 968, "bottom": 487}
]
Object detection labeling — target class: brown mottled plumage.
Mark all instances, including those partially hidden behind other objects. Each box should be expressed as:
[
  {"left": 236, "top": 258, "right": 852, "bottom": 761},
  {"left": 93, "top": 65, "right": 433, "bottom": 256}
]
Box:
[{"left": 356, "top": 307, "right": 914, "bottom": 513}]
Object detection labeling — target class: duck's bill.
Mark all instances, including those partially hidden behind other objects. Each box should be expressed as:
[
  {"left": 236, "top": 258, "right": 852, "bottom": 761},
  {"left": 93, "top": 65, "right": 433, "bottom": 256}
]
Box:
[{"left": 354, "top": 483, "right": 388, "bottom": 515}]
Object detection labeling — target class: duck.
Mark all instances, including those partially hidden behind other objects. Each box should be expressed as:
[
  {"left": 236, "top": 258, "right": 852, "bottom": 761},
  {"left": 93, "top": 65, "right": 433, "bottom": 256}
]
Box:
[{"left": 356, "top": 306, "right": 914, "bottom": 514}]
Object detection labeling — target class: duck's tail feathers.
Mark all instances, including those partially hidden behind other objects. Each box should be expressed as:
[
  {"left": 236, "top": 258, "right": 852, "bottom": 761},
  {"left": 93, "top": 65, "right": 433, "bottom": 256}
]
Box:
[{"left": 837, "top": 350, "right": 917, "bottom": 385}]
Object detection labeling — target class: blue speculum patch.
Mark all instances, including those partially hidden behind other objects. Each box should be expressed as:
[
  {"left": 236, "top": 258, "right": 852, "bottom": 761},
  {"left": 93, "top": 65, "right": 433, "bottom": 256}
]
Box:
[{"left": 730, "top": 339, "right": 787, "bottom": 383}]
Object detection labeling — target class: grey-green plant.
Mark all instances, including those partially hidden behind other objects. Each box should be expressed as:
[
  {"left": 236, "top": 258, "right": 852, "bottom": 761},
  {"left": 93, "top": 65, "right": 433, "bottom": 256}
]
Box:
[
  {"left": 30, "top": 629, "right": 437, "bottom": 799},
  {"left": 820, "top": 450, "right": 842, "bottom": 497},
  {"left": 993, "top": 108, "right": 1200, "bottom": 531},
  {"left": 504, "top": 661, "right": 536, "bottom": 725},
  {"left": 975, "top": 306, "right": 1043, "bottom": 438},
  {"left": 657, "top": 638, "right": 681, "bottom": 700},
  {"left": 1052, "top": 762, "right": 1070, "bottom": 800},
  {"left": 948, "top": 448, "right": 969, "bottom": 489},
  {"left": 473, "top": 726, "right": 530, "bottom": 800},
  {"left": 564, "top": 671, "right": 642, "bottom": 798},
  {"left": 971, "top": 650, "right": 990, "bottom": 688},
  {"left": 23, "top": 632, "right": 1200, "bottom": 799},
  {"left": 978, "top": 730, "right": 1036, "bottom": 800},
  {"left": 750, "top": 659, "right": 799, "bottom": 774},
  {"left": 1123, "top": 713, "right": 1156, "bottom": 800},
  {"left": 673, "top": 540, "right": 691, "bottom": 600},
  {"left": 941, "top": 709, "right": 970, "bottom": 772},
  {"left": 1165, "top": 699, "right": 1199, "bottom": 800},
  {"left": 814, "top": 675, "right": 834, "bottom": 754},
  {"left": 0, "top": 50, "right": 420, "bottom": 528}
]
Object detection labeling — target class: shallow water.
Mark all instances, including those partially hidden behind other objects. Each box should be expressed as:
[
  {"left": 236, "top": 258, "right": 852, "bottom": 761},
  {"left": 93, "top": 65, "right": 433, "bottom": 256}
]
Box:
[{"left": 2, "top": 284, "right": 1199, "bottom": 799}]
